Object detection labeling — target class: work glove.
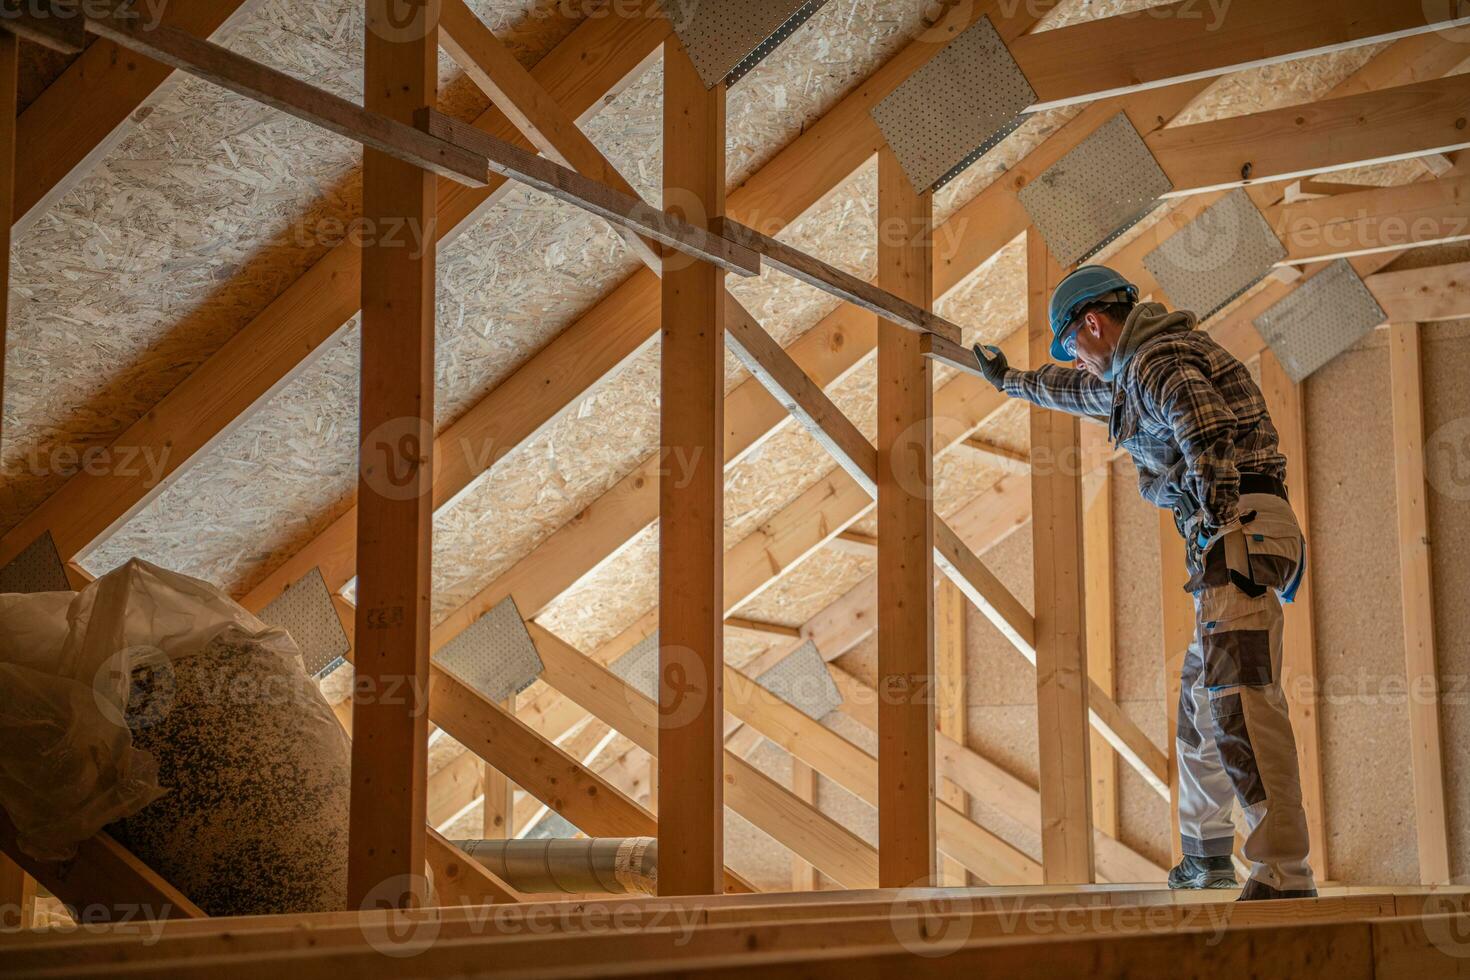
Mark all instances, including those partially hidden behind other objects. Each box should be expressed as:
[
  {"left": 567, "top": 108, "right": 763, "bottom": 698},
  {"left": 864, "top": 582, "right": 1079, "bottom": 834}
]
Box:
[{"left": 972, "top": 344, "right": 1009, "bottom": 393}]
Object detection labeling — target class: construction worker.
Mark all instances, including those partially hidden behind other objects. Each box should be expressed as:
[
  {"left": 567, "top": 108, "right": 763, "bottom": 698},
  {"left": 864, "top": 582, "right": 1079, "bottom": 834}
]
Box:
[{"left": 972, "top": 265, "right": 1315, "bottom": 901}]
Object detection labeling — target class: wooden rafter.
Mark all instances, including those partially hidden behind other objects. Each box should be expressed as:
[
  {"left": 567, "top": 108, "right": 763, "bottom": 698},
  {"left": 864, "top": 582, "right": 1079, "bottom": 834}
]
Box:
[{"left": 1270, "top": 172, "right": 1470, "bottom": 264}]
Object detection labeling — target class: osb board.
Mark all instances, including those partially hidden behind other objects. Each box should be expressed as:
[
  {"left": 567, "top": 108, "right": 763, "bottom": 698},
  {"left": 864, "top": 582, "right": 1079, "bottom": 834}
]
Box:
[
  {"left": 1303, "top": 331, "right": 1418, "bottom": 885},
  {"left": 1417, "top": 319, "right": 1470, "bottom": 882},
  {"left": 11, "top": 0, "right": 571, "bottom": 544}
]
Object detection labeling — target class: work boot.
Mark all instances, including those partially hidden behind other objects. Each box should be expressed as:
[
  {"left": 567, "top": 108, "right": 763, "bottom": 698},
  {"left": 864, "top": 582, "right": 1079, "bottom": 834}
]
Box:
[
  {"left": 1167, "top": 854, "right": 1237, "bottom": 890},
  {"left": 1237, "top": 878, "right": 1318, "bottom": 902}
]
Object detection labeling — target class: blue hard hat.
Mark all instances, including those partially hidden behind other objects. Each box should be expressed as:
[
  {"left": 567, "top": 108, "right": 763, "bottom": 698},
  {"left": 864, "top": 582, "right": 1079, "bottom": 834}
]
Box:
[{"left": 1048, "top": 265, "right": 1139, "bottom": 361}]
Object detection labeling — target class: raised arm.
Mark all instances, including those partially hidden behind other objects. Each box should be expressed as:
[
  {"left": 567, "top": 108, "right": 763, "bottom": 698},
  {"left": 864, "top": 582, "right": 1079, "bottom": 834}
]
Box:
[{"left": 972, "top": 344, "right": 1112, "bottom": 421}]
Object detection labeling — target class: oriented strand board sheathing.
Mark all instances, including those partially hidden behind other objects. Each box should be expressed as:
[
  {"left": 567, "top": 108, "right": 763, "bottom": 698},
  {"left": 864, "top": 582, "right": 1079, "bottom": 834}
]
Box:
[{"left": 1304, "top": 333, "right": 1418, "bottom": 885}]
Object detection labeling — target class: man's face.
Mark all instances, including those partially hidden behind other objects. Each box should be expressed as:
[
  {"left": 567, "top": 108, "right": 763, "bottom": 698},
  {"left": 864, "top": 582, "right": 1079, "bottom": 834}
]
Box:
[{"left": 1070, "top": 311, "right": 1117, "bottom": 379}]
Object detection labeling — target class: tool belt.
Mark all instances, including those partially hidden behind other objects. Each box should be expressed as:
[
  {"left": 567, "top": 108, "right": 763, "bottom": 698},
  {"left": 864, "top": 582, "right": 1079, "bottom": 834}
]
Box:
[{"left": 1176, "top": 472, "right": 1296, "bottom": 597}]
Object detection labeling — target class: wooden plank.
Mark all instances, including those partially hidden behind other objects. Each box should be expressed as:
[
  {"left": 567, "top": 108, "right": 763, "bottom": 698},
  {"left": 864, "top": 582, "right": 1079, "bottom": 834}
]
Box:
[
  {"left": 789, "top": 762, "right": 818, "bottom": 890},
  {"left": 0, "top": 851, "right": 35, "bottom": 930},
  {"left": 0, "top": 1, "right": 83, "bottom": 52},
  {"left": 1150, "top": 73, "right": 1470, "bottom": 195},
  {"left": 346, "top": 0, "right": 437, "bottom": 909},
  {"left": 718, "top": 218, "right": 960, "bottom": 342},
  {"left": 0, "top": 812, "right": 205, "bottom": 922},
  {"left": 420, "top": 109, "right": 757, "bottom": 276},
  {"left": 1012, "top": 0, "right": 1468, "bottom": 111},
  {"left": 437, "top": 0, "right": 661, "bottom": 271},
  {"left": 937, "top": 578, "right": 969, "bottom": 887},
  {"left": 13, "top": 0, "right": 252, "bottom": 232},
  {"left": 1026, "top": 228, "right": 1094, "bottom": 883},
  {"left": 875, "top": 143, "right": 936, "bottom": 888},
  {"left": 1270, "top": 172, "right": 1470, "bottom": 264},
  {"left": 1257, "top": 351, "right": 1329, "bottom": 880},
  {"left": 482, "top": 701, "right": 516, "bottom": 838},
  {"left": 0, "top": 27, "right": 12, "bottom": 456},
  {"left": 1084, "top": 463, "right": 1119, "bottom": 839},
  {"left": 69, "top": 9, "right": 488, "bottom": 184},
  {"left": 1158, "top": 511, "right": 1193, "bottom": 867},
  {"left": 1368, "top": 259, "right": 1470, "bottom": 323},
  {"left": 425, "top": 829, "right": 522, "bottom": 906},
  {"left": 528, "top": 624, "right": 880, "bottom": 888},
  {"left": 1388, "top": 321, "right": 1452, "bottom": 886},
  {"left": 658, "top": 40, "right": 726, "bottom": 897}
]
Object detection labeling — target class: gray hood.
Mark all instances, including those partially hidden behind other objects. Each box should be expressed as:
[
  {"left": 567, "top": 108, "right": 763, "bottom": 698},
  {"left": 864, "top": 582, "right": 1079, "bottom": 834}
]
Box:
[{"left": 1105, "top": 302, "right": 1196, "bottom": 382}]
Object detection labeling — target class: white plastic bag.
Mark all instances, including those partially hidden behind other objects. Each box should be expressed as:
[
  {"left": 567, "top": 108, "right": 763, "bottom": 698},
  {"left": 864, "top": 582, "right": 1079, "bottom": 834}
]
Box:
[{"left": 0, "top": 558, "right": 304, "bottom": 861}]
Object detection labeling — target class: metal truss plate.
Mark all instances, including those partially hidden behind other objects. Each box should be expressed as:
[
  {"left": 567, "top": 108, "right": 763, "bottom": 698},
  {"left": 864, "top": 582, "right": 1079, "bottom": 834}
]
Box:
[
  {"left": 1019, "top": 112, "right": 1174, "bottom": 268},
  {"left": 1143, "top": 188, "right": 1287, "bottom": 322},
  {"left": 257, "top": 567, "right": 352, "bottom": 679},
  {"left": 659, "top": 0, "right": 829, "bottom": 89},
  {"left": 755, "top": 640, "right": 842, "bottom": 721},
  {"left": 610, "top": 632, "right": 659, "bottom": 702},
  {"left": 871, "top": 16, "right": 1036, "bottom": 194},
  {"left": 1253, "top": 258, "right": 1387, "bottom": 383},
  {"left": 0, "top": 530, "right": 70, "bottom": 594},
  {"left": 431, "top": 596, "right": 544, "bottom": 702}
]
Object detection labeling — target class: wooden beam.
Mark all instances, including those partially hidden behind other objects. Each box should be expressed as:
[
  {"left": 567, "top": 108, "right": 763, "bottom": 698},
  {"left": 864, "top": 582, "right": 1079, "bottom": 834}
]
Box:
[
  {"left": 0, "top": 1, "right": 83, "bottom": 52},
  {"left": 717, "top": 218, "right": 960, "bottom": 343},
  {"left": 1257, "top": 351, "right": 1329, "bottom": 880},
  {"left": 425, "top": 829, "right": 522, "bottom": 906},
  {"left": 1084, "top": 463, "right": 1119, "bottom": 839},
  {"left": 937, "top": 578, "right": 969, "bottom": 887},
  {"left": 724, "top": 616, "right": 802, "bottom": 640},
  {"left": 0, "top": 813, "right": 205, "bottom": 923},
  {"left": 1368, "top": 259, "right": 1470, "bottom": 323},
  {"left": 60, "top": 7, "right": 489, "bottom": 184},
  {"left": 529, "top": 623, "right": 880, "bottom": 888},
  {"left": 347, "top": 0, "right": 437, "bottom": 909},
  {"left": 789, "top": 761, "right": 818, "bottom": 890},
  {"left": 1271, "top": 172, "right": 1470, "bottom": 264},
  {"left": 0, "top": 26, "right": 12, "bottom": 459},
  {"left": 437, "top": 0, "right": 661, "bottom": 271},
  {"left": 13, "top": 0, "right": 252, "bottom": 233},
  {"left": 1158, "top": 511, "right": 1193, "bottom": 867},
  {"left": 1150, "top": 73, "right": 1470, "bottom": 195},
  {"left": 1026, "top": 229, "right": 1095, "bottom": 884},
  {"left": 420, "top": 109, "right": 758, "bottom": 276},
  {"left": 0, "top": 852, "right": 35, "bottom": 930},
  {"left": 1388, "top": 320, "right": 1452, "bottom": 886},
  {"left": 482, "top": 702, "right": 516, "bottom": 839},
  {"left": 658, "top": 40, "right": 726, "bottom": 897},
  {"left": 875, "top": 143, "right": 936, "bottom": 888},
  {"left": 1011, "top": 0, "right": 1470, "bottom": 112}
]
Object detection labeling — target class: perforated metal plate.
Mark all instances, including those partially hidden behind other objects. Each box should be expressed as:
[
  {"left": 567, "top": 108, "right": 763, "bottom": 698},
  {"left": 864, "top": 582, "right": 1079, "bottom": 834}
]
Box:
[
  {"left": 0, "top": 530, "right": 70, "bottom": 594},
  {"left": 659, "top": 0, "right": 828, "bottom": 89},
  {"left": 1143, "top": 189, "right": 1287, "bottom": 321},
  {"left": 754, "top": 640, "right": 842, "bottom": 721},
  {"left": 1253, "top": 258, "right": 1387, "bottom": 383},
  {"left": 431, "top": 596, "right": 544, "bottom": 702},
  {"left": 1018, "top": 112, "right": 1173, "bottom": 268},
  {"left": 871, "top": 16, "right": 1035, "bottom": 194},
  {"left": 257, "top": 567, "right": 352, "bottom": 679},
  {"left": 610, "top": 632, "right": 660, "bottom": 702}
]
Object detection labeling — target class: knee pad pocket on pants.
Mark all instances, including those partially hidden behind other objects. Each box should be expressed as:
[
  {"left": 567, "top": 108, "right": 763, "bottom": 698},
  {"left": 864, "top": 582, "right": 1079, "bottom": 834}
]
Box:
[
  {"left": 1210, "top": 692, "right": 1267, "bottom": 807},
  {"left": 1201, "top": 627, "right": 1273, "bottom": 687}
]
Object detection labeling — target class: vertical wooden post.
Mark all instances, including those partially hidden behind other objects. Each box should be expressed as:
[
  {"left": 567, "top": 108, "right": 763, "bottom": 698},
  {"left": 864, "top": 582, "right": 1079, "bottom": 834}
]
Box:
[
  {"left": 0, "top": 28, "right": 14, "bottom": 454},
  {"left": 657, "top": 39, "right": 726, "bottom": 897},
  {"left": 1258, "top": 350, "right": 1329, "bottom": 880},
  {"left": 876, "top": 144, "right": 936, "bottom": 889},
  {"left": 1083, "top": 463, "right": 1119, "bottom": 839},
  {"left": 0, "top": 853, "right": 35, "bottom": 930},
  {"left": 790, "top": 760, "right": 819, "bottom": 890},
  {"left": 1159, "top": 513, "right": 1192, "bottom": 867},
  {"left": 348, "top": 0, "right": 439, "bottom": 909},
  {"left": 1388, "top": 321, "right": 1451, "bottom": 885},
  {"left": 936, "top": 578, "right": 969, "bottom": 886},
  {"left": 1026, "top": 229, "right": 1094, "bottom": 883},
  {"left": 482, "top": 702, "right": 516, "bottom": 838}
]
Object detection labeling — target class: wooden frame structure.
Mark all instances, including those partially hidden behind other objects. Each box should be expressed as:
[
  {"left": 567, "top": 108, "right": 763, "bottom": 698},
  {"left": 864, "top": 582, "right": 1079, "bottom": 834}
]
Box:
[{"left": 4, "top": 0, "right": 1470, "bottom": 970}]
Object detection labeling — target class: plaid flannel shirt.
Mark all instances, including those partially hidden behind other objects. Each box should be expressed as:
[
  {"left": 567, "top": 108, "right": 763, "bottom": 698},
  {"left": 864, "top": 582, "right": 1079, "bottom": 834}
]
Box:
[{"left": 1002, "top": 318, "right": 1285, "bottom": 529}]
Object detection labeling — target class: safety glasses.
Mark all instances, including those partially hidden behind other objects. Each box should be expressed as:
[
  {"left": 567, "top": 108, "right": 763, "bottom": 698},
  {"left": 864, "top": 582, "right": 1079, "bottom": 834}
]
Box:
[{"left": 1058, "top": 320, "right": 1081, "bottom": 359}]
